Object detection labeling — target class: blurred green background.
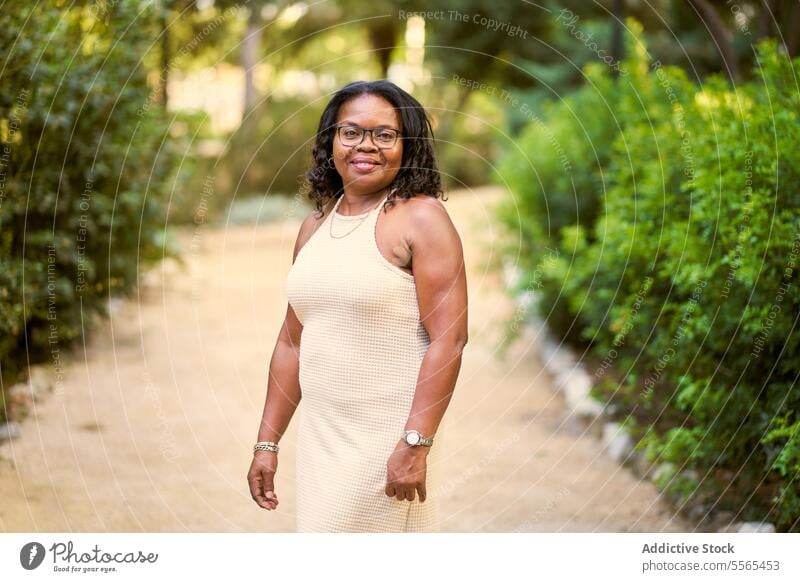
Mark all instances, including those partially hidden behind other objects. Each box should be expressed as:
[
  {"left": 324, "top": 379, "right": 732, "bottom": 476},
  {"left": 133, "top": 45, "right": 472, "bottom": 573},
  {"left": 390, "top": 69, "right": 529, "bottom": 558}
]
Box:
[{"left": 2, "top": 0, "right": 800, "bottom": 530}]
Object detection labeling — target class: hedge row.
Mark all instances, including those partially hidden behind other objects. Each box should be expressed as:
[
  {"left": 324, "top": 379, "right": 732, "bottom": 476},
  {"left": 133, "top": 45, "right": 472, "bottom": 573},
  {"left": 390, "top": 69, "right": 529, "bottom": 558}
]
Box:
[
  {"left": 495, "top": 23, "right": 800, "bottom": 530},
  {"left": 0, "top": 2, "right": 180, "bottom": 418}
]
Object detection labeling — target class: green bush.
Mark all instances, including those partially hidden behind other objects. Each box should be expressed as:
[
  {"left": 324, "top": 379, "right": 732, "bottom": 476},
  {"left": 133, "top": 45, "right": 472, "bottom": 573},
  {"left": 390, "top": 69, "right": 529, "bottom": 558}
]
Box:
[
  {"left": 0, "top": 1, "right": 179, "bottom": 415},
  {"left": 217, "top": 96, "right": 322, "bottom": 200},
  {"left": 496, "top": 20, "right": 800, "bottom": 530},
  {"left": 494, "top": 60, "right": 619, "bottom": 344},
  {"left": 162, "top": 110, "right": 226, "bottom": 226}
]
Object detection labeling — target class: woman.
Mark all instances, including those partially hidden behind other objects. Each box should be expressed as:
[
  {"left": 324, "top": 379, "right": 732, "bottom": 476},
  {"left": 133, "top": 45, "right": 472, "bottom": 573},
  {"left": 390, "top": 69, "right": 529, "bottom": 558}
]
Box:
[{"left": 246, "top": 80, "right": 468, "bottom": 532}]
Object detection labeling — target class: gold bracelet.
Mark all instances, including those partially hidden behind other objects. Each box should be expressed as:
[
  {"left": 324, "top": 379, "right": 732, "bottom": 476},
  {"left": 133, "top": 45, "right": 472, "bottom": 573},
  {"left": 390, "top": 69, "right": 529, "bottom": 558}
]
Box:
[{"left": 253, "top": 441, "right": 279, "bottom": 454}]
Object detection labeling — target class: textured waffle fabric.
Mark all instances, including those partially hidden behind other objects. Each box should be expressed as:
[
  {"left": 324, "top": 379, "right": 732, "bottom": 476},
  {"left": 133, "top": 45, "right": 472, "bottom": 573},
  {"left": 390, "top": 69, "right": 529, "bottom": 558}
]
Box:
[{"left": 286, "top": 192, "right": 439, "bottom": 532}]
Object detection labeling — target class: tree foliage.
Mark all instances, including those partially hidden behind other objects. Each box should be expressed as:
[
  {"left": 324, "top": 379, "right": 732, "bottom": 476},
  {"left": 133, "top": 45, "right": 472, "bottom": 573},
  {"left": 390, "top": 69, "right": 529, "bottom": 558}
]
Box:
[
  {"left": 0, "top": 1, "right": 180, "bottom": 406},
  {"left": 496, "top": 21, "right": 800, "bottom": 530}
]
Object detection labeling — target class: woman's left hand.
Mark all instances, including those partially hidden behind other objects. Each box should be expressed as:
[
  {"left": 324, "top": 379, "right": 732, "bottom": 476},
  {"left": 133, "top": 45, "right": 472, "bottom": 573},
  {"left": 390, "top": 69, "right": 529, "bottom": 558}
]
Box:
[{"left": 385, "top": 439, "right": 429, "bottom": 502}]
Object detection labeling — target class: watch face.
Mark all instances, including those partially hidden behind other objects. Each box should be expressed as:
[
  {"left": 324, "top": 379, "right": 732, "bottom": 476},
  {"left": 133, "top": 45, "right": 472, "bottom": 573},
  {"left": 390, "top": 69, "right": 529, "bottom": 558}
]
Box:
[{"left": 406, "top": 432, "right": 420, "bottom": 445}]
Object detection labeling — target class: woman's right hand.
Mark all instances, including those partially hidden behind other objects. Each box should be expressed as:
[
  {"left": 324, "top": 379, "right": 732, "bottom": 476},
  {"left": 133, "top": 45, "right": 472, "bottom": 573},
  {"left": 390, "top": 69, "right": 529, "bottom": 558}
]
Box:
[{"left": 247, "top": 451, "right": 279, "bottom": 510}]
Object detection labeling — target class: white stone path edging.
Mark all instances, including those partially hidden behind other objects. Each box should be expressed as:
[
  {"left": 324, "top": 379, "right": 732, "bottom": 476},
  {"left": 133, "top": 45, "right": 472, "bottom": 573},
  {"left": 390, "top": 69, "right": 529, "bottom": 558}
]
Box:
[
  {"left": 501, "top": 259, "right": 604, "bottom": 424},
  {"left": 501, "top": 258, "right": 776, "bottom": 533}
]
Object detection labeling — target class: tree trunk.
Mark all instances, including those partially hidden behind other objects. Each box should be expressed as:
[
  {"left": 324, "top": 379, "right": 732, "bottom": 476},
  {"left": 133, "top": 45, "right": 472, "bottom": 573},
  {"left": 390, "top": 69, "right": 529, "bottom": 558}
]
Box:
[
  {"left": 160, "top": 1, "right": 170, "bottom": 111},
  {"left": 242, "top": 6, "right": 262, "bottom": 116},
  {"left": 367, "top": 20, "right": 396, "bottom": 78},
  {"left": 687, "top": 0, "right": 739, "bottom": 82},
  {"left": 610, "top": 0, "right": 625, "bottom": 79},
  {"left": 757, "top": 0, "right": 776, "bottom": 40},
  {"left": 784, "top": 0, "right": 800, "bottom": 57}
]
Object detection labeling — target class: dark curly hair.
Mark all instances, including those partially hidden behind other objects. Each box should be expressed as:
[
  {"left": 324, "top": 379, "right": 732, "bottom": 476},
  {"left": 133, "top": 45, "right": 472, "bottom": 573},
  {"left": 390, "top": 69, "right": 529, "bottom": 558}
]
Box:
[{"left": 303, "top": 80, "right": 444, "bottom": 217}]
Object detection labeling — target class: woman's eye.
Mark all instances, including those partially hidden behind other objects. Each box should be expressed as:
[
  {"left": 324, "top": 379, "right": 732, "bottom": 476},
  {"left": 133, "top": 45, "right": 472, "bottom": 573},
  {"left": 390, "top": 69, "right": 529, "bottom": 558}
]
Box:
[
  {"left": 376, "top": 132, "right": 393, "bottom": 141},
  {"left": 343, "top": 128, "right": 359, "bottom": 137}
]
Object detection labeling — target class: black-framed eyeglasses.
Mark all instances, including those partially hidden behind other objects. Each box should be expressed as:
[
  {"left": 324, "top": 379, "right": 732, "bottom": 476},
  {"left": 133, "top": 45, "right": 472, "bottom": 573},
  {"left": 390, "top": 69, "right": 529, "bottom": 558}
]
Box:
[{"left": 334, "top": 124, "right": 401, "bottom": 149}]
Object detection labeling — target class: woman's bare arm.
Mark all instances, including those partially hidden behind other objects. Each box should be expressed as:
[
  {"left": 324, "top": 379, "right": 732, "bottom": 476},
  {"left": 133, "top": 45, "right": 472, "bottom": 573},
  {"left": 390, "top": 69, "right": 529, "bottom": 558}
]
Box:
[
  {"left": 248, "top": 206, "right": 328, "bottom": 510},
  {"left": 404, "top": 197, "right": 468, "bottom": 439},
  {"left": 385, "top": 196, "right": 469, "bottom": 502},
  {"left": 255, "top": 300, "right": 303, "bottom": 445},
  {"left": 255, "top": 208, "right": 318, "bottom": 444}
]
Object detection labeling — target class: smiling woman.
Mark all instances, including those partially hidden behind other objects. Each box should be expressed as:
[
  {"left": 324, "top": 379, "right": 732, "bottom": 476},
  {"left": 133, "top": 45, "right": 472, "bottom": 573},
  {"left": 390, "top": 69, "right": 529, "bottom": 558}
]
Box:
[
  {"left": 303, "top": 80, "right": 444, "bottom": 216},
  {"left": 247, "top": 80, "right": 469, "bottom": 533}
]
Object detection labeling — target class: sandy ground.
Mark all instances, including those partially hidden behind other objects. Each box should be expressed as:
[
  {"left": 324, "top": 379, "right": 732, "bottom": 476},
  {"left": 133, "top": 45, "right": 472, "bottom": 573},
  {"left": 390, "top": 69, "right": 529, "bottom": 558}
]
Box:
[{"left": 0, "top": 186, "right": 690, "bottom": 532}]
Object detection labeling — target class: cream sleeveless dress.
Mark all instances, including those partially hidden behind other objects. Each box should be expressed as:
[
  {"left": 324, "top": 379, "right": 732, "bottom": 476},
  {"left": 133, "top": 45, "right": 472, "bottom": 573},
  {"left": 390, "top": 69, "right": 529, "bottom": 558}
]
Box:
[{"left": 286, "top": 191, "right": 441, "bottom": 533}]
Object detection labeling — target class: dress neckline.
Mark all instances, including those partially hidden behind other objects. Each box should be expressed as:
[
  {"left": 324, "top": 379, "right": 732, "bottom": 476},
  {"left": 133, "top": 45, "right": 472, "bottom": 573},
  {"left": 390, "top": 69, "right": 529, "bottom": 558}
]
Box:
[{"left": 333, "top": 193, "right": 387, "bottom": 219}]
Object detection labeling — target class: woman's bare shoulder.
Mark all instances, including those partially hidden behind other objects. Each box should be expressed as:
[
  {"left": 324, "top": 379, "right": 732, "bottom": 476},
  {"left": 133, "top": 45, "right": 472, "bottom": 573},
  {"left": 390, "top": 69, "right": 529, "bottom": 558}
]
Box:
[
  {"left": 401, "top": 194, "right": 451, "bottom": 223},
  {"left": 401, "top": 194, "right": 459, "bottom": 247},
  {"left": 293, "top": 199, "right": 334, "bottom": 260},
  {"left": 389, "top": 193, "right": 446, "bottom": 216}
]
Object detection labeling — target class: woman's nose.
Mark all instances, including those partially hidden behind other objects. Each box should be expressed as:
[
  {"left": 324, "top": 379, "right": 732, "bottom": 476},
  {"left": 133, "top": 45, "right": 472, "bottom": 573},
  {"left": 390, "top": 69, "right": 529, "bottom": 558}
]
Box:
[{"left": 356, "top": 134, "right": 379, "bottom": 151}]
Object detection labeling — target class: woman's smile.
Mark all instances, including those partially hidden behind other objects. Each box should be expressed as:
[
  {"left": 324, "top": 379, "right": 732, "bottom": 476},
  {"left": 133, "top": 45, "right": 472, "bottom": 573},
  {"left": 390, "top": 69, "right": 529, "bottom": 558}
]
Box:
[
  {"left": 330, "top": 94, "right": 402, "bottom": 189},
  {"left": 350, "top": 155, "right": 383, "bottom": 173}
]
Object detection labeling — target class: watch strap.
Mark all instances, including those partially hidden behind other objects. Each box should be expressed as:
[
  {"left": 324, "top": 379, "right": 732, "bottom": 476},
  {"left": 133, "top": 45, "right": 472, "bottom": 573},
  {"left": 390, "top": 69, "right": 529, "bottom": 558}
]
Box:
[{"left": 404, "top": 429, "right": 434, "bottom": 447}]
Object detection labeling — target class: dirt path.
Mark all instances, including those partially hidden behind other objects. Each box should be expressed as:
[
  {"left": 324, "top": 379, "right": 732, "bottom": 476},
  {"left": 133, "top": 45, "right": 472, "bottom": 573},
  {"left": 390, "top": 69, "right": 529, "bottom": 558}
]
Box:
[{"left": 0, "top": 186, "right": 689, "bottom": 532}]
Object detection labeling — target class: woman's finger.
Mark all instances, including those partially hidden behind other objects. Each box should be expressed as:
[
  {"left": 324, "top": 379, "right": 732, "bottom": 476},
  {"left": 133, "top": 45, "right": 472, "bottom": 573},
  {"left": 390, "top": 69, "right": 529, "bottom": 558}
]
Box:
[
  {"left": 261, "top": 470, "right": 279, "bottom": 509},
  {"left": 248, "top": 474, "right": 271, "bottom": 509},
  {"left": 248, "top": 471, "right": 278, "bottom": 510}
]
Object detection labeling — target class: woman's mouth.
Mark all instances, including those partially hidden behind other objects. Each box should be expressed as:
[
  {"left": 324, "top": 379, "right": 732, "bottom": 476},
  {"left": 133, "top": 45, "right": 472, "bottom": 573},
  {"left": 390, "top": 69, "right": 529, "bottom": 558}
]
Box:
[{"left": 350, "top": 158, "right": 381, "bottom": 173}]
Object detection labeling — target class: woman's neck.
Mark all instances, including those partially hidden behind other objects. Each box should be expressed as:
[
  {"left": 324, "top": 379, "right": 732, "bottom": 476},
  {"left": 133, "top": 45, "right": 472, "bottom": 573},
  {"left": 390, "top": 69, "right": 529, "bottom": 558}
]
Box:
[{"left": 337, "top": 188, "right": 390, "bottom": 215}]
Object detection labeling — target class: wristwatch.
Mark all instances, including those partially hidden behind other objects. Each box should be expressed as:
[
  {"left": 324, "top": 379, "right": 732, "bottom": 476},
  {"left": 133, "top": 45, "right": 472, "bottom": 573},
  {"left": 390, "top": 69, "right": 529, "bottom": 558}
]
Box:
[{"left": 402, "top": 429, "right": 434, "bottom": 447}]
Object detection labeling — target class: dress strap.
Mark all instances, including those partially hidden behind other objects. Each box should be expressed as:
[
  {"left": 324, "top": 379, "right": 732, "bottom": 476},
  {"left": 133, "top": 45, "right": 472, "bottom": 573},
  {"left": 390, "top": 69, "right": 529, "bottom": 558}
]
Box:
[
  {"left": 372, "top": 192, "right": 390, "bottom": 215},
  {"left": 365, "top": 192, "right": 390, "bottom": 231}
]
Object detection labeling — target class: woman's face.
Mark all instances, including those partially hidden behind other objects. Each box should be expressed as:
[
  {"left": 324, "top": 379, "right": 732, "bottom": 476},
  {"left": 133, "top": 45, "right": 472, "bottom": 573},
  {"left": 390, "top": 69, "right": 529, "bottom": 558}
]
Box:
[{"left": 332, "top": 94, "right": 403, "bottom": 196}]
